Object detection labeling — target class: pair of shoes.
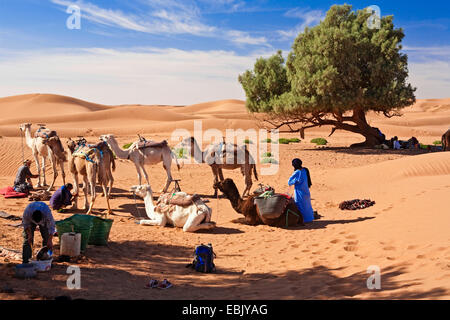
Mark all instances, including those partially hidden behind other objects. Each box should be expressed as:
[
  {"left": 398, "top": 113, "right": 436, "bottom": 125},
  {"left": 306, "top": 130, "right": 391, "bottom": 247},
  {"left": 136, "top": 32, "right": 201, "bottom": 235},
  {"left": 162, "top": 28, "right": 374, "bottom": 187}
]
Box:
[{"left": 145, "top": 279, "right": 173, "bottom": 289}]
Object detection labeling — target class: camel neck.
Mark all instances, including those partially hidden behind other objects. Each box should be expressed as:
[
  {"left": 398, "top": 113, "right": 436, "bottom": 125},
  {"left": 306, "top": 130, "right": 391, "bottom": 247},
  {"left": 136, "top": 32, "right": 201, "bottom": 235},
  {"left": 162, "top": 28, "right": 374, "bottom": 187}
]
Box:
[
  {"left": 107, "top": 137, "right": 130, "bottom": 159},
  {"left": 23, "top": 127, "right": 34, "bottom": 148},
  {"left": 144, "top": 191, "right": 155, "bottom": 217}
]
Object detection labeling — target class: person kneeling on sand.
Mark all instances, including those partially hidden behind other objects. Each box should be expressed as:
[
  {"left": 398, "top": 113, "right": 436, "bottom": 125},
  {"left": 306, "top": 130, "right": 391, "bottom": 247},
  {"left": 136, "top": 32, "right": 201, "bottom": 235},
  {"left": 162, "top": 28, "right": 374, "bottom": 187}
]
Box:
[
  {"left": 22, "top": 201, "right": 55, "bottom": 264},
  {"left": 288, "top": 158, "right": 316, "bottom": 223},
  {"left": 49, "top": 183, "right": 74, "bottom": 213},
  {"left": 13, "top": 160, "right": 39, "bottom": 194}
]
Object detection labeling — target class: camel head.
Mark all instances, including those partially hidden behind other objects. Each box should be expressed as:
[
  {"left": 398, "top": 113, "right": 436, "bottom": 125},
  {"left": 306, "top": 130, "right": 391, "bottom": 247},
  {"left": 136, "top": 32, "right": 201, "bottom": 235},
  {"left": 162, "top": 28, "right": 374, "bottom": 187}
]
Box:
[
  {"left": 130, "top": 184, "right": 153, "bottom": 199},
  {"left": 19, "top": 123, "right": 32, "bottom": 131},
  {"left": 66, "top": 138, "right": 77, "bottom": 153},
  {"left": 214, "top": 178, "right": 240, "bottom": 199},
  {"left": 100, "top": 134, "right": 115, "bottom": 143}
]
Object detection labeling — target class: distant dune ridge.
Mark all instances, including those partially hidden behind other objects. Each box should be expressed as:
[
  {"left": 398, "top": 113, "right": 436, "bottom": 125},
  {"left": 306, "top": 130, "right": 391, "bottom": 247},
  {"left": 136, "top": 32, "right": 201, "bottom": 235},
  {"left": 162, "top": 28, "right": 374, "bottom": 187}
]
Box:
[{"left": 0, "top": 93, "right": 448, "bottom": 139}]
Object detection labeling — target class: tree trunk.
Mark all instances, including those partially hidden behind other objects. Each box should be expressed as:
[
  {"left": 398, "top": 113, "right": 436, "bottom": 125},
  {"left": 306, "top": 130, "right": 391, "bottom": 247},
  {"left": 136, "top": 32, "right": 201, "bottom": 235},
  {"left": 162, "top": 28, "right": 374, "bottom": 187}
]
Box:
[{"left": 349, "top": 109, "right": 385, "bottom": 148}]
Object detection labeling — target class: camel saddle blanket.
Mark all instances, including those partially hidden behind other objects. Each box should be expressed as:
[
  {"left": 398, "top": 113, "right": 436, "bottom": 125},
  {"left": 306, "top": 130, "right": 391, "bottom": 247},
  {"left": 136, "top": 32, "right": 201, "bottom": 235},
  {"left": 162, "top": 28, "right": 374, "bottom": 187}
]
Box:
[
  {"left": 155, "top": 192, "right": 203, "bottom": 215},
  {"left": 34, "top": 127, "right": 57, "bottom": 139},
  {"left": 254, "top": 193, "right": 290, "bottom": 220},
  {"left": 72, "top": 145, "right": 97, "bottom": 161},
  {"left": 134, "top": 140, "right": 168, "bottom": 150}
]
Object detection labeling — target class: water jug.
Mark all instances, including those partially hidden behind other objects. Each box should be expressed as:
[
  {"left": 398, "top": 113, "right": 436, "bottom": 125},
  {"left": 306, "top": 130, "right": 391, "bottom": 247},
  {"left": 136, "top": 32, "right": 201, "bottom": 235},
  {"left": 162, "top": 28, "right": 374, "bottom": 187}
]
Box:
[{"left": 60, "top": 232, "right": 81, "bottom": 257}]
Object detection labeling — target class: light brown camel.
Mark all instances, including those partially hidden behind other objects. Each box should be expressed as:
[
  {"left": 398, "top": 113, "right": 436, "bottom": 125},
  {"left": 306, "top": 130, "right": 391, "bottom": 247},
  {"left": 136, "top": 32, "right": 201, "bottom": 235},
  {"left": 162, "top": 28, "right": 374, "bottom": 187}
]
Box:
[
  {"left": 19, "top": 123, "right": 66, "bottom": 191},
  {"left": 100, "top": 134, "right": 179, "bottom": 193},
  {"left": 442, "top": 129, "right": 450, "bottom": 151},
  {"left": 214, "top": 178, "right": 304, "bottom": 227},
  {"left": 66, "top": 138, "right": 112, "bottom": 217},
  {"left": 181, "top": 137, "right": 258, "bottom": 197}
]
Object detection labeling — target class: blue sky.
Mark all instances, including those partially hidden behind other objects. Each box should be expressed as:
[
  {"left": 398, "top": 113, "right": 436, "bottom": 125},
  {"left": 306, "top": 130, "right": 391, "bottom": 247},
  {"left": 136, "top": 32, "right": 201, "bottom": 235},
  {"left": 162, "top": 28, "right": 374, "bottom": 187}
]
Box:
[{"left": 0, "top": 0, "right": 449, "bottom": 105}]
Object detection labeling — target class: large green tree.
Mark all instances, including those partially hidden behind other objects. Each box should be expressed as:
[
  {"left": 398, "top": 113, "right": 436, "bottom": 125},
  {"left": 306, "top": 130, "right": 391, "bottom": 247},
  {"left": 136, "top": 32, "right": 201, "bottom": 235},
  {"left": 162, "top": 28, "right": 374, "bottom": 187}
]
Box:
[{"left": 239, "top": 4, "right": 416, "bottom": 147}]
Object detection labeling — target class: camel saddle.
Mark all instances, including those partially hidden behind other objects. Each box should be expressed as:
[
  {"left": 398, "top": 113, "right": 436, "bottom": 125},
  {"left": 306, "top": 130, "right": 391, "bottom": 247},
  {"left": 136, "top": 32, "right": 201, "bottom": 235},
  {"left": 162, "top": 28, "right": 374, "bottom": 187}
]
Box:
[
  {"left": 72, "top": 144, "right": 97, "bottom": 162},
  {"left": 254, "top": 193, "right": 290, "bottom": 220},
  {"left": 135, "top": 140, "right": 168, "bottom": 150},
  {"left": 34, "top": 127, "right": 57, "bottom": 140},
  {"left": 157, "top": 192, "right": 200, "bottom": 207}
]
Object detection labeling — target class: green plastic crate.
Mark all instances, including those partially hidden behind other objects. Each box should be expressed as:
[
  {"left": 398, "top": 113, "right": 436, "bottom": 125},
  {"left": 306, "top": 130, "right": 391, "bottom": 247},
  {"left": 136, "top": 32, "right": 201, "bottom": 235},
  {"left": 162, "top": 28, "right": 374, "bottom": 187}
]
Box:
[
  {"left": 55, "top": 218, "right": 92, "bottom": 252},
  {"left": 89, "top": 217, "right": 113, "bottom": 246}
]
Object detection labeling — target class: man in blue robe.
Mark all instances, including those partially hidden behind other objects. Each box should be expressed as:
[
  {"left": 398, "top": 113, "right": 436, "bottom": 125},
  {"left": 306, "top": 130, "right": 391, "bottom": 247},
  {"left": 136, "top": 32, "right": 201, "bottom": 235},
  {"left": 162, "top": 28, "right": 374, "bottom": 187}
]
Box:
[{"left": 288, "top": 158, "right": 315, "bottom": 223}]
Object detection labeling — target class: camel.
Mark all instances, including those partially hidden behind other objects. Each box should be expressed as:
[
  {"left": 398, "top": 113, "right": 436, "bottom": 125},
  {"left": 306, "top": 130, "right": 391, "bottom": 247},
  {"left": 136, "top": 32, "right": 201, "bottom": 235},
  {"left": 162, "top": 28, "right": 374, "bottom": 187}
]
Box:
[
  {"left": 442, "top": 129, "right": 450, "bottom": 151},
  {"left": 180, "top": 137, "right": 258, "bottom": 197},
  {"left": 215, "top": 178, "right": 304, "bottom": 227},
  {"left": 19, "top": 123, "right": 66, "bottom": 191},
  {"left": 66, "top": 138, "right": 112, "bottom": 217},
  {"left": 100, "top": 134, "right": 180, "bottom": 193},
  {"left": 130, "top": 184, "right": 216, "bottom": 232}
]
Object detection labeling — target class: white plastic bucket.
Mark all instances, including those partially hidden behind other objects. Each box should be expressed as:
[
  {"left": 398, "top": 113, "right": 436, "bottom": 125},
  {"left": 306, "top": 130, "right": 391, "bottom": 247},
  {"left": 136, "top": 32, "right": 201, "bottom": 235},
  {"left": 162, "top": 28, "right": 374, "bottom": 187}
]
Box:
[{"left": 30, "top": 258, "right": 53, "bottom": 272}]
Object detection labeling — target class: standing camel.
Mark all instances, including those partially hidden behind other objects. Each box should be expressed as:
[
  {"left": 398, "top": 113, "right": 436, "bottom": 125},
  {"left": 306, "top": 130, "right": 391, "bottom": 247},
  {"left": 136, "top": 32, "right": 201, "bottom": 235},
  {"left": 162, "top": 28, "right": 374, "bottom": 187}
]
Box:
[
  {"left": 19, "top": 123, "right": 66, "bottom": 191},
  {"left": 442, "top": 129, "right": 450, "bottom": 151},
  {"left": 66, "top": 138, "right": 112, "bottom": 217},
  {"left": 180, "top": 137, "right": 258, "bottom": 197},
  {"left": 100, "top": 134, "right": 180, "bottom": 193}
]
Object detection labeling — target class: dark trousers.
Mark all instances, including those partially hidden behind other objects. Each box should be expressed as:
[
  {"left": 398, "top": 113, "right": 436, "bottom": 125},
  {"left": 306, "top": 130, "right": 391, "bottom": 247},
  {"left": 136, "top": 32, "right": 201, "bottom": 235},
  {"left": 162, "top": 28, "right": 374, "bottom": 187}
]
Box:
[{"left": 22, "top": 224, "right": 49, "bottom": 263}]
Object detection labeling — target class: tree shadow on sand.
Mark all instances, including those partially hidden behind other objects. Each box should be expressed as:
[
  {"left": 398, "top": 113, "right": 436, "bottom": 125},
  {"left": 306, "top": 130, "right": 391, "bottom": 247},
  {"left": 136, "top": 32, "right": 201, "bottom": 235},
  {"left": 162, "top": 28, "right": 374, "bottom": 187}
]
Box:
[
  {"left": 303, "top": 146, "right": 433, "bottom": 156},
  {"left": 2, "top": 240, "right": 447, "bottom": 300}
]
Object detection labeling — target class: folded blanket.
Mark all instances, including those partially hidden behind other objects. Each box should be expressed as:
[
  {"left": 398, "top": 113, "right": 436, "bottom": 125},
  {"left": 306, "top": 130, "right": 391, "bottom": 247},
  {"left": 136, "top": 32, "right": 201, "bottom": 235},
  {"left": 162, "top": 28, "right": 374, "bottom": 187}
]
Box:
[
  {"left": 0, "top": 187, "right": 28, "bottom": 198},
  {"left": 339, "top": 199, "right": 375, "bottom": 210}
]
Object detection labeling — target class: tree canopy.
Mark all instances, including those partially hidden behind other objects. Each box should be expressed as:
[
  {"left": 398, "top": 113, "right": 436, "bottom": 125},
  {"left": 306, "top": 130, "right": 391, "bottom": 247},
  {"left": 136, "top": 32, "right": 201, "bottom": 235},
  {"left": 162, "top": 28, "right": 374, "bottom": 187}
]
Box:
[{"left": 239, "top": 4, "right": 416, "bottom": 147}]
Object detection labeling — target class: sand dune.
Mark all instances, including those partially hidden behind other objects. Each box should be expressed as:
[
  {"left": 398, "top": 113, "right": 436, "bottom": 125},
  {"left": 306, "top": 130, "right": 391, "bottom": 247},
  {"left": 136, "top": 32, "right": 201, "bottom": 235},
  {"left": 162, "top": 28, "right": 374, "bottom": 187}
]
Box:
[{"left": 0, "top": 93, "right": 449, "bottom": 300}]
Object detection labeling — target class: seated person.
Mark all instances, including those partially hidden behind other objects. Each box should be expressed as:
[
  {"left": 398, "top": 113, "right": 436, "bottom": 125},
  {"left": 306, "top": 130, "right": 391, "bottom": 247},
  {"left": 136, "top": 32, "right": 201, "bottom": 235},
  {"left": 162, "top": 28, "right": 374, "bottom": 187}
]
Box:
[
  {"left": 392, "top": 136, "right": 401, "bottom": 150},
  {"left": 13, "top": 160, "right": 38, "bottom": 194},
  {"left": 49, "top": 183, "right": 74, "bottom": 212}
]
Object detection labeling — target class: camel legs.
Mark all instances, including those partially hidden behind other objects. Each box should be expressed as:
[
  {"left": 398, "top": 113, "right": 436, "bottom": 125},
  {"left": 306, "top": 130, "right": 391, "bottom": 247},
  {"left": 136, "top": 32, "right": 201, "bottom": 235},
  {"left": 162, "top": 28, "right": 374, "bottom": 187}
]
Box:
[
  {"left": 183, "top": 213, "right": 216, "bottom": 232},
  {"left": 102, "top": 184, "right": 111, "bottom": 218},
  {"left": 32, "top": 151, "right": 42, "bottom": 188},
  {"left": 71, "top": 172, "right": 80, "bottom": 210},
  {"left": 241, "top": 165, "right": 253, "bottom": 198},
  {"left": 82, "top": 175, "right": 90, "bottom": 211},
  {"left": 161, "top": 163, "right": 173, "bottom": 193},
  {"left": 211, "top": 165, "right": 220, "bottom": 197},
  {"left": 47, "top": 152, "right": 58, "bottom": 192},
  {"left": 139, "top": 214, "right": 167, "bottom": 226},
  {"left": 41, "top": 155, "right": 48, "bottom": 187}
]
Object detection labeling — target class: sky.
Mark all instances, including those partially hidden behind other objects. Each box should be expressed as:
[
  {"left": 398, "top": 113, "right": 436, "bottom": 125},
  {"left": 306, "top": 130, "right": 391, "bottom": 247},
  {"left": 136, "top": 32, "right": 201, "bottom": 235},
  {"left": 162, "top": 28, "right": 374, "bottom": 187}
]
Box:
[{"left": 0, "top": 0, "right": 448, "bottom": 105}]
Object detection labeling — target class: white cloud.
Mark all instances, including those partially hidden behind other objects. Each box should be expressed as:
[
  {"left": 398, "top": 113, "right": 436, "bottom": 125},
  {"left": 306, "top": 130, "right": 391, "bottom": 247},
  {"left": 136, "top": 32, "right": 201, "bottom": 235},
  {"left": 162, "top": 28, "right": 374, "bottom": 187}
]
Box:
[
  {"left": 50, "top": 0, "right": 267, "bottom": 45},
  {"left": 403, "top": 46, "right": 450, "bottom": 99},
  {"left": 277, "top": 8, "right": 325, "bottom": 39},
  {"left": 0, "top": 47, "right": 273, "bottom": 105}
]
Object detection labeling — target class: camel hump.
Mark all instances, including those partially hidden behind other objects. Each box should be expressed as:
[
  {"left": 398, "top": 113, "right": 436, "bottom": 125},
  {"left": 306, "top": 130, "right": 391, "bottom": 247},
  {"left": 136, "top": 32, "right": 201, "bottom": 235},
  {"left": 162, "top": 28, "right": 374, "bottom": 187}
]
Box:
[
  {"left": 35, "top": 128, "right": 57, "bottom": 139},
  {"left": 136, "top": 140, "right": 168, "bottom": 149}
]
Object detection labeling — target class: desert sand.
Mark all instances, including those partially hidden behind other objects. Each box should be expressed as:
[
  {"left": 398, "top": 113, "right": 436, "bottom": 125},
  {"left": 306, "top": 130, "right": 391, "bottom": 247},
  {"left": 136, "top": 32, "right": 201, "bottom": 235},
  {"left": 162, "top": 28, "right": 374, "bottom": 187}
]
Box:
[{"left": 0, "top": 93, "right": 449, "bottom": 300}]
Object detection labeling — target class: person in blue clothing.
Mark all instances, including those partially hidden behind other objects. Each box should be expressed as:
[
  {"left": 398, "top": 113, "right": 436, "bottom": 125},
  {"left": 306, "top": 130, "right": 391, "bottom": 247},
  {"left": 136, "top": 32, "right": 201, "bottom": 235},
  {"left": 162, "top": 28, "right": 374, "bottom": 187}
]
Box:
[
  {"left": 288, "top": 158, "right": 315, "bottom": 223},
  {"left": 49, "top": 183, "right": 74, "bottom": 212}
]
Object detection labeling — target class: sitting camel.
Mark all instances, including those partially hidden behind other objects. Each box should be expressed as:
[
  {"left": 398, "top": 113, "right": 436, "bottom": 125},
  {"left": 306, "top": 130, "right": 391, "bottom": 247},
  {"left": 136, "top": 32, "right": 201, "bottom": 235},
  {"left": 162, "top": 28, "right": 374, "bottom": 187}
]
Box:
[
  {"left": 442, "top": 129, "right": 450, "bottom": 151},
  {"left": 180, "top": 137, "right": 258, "bottom": 197},
  {"left": 130, "top": 184, "right": 216, "bottom": 232},
  {"left": 66, "top": 138, "right": 113, "bottom": 217},
  {"left": 215, "top": 178, "right": 304, "bottom": 227},
  {"left": 101, "top": 134, "right": 180, "bottom": 193}
]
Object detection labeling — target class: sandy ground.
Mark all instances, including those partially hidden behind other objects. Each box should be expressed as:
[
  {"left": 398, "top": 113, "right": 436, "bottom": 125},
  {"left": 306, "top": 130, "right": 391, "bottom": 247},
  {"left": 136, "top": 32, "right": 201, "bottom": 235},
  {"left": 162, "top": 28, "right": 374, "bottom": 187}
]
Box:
[{"left": 0, "top": 94, "right": 449, "bottom": 300}]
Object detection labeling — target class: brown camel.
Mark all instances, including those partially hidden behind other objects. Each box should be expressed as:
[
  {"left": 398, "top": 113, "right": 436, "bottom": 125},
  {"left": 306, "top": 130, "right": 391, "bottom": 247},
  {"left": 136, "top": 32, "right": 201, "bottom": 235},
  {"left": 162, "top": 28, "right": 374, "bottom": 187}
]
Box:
[
  {"left": 181, "top": 137, "right": 258, "bottom": 197},
  {"left": 66, "top": 138, "right": 112, "bottom": 217},
  {"left": 442, "top": 129, "right": 450, "bottom": 151},
  {"left": 20, "top": 123, "right": 66, "bottom": 191},
  {"left": 214, "top": 178, "right": 304, "bottom": 227}
]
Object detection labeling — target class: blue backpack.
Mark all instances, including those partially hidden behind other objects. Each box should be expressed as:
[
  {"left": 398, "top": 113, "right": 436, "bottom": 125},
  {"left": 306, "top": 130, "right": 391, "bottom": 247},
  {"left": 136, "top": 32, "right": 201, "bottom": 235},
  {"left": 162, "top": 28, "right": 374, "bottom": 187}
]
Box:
[{"left": 187, "top": 243, "right": 216, "bottom": 273}]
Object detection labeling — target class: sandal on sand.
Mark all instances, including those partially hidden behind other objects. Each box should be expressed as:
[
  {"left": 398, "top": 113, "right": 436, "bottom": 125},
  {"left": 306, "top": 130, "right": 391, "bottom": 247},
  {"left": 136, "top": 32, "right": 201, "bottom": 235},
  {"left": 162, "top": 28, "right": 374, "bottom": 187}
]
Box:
[
  {"left": 145, "top": 279, "right": 159, "bottom": 289},
  {"left": 157, "top": 279, "right": 172, "bottom": 289}
]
